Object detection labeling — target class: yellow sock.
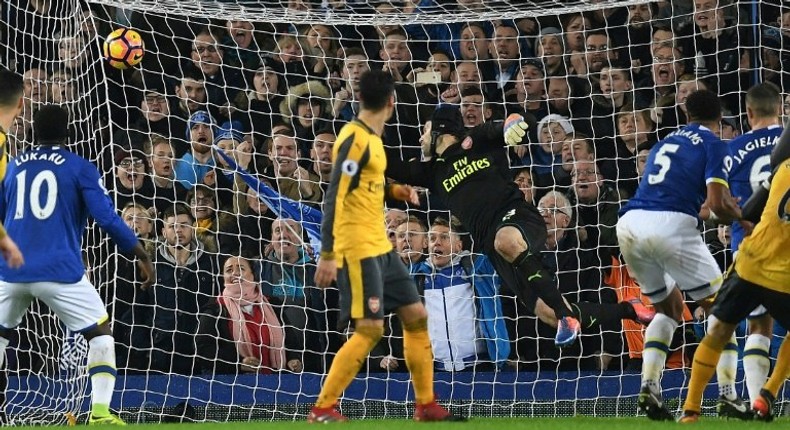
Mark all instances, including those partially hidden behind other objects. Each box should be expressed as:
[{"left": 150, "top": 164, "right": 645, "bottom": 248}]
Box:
[
  {"left": 315, "top": 325, "right": 383, "bottom": 409},
  {"left": 764, "top": 337, "right": 790, "bottom": 397},
  {"left": 403, "top": 318, "right": 434, "bottom": 405},
  {"left": 683, "top": 337, "right": 723, "bottom": 413}
]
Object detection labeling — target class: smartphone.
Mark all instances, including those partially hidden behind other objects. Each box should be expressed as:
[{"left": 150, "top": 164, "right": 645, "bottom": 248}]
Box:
[{"left": 415, "top": 71, "right": 441, "bottom": 84}]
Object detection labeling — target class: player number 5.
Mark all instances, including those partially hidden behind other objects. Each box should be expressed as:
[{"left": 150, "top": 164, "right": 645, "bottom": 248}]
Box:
[
  {"left": 648, "top": 143, "right": 680, "bottom": 185},
  {"left": 14, "top": 170, "right": 58, "bottom": 220}
]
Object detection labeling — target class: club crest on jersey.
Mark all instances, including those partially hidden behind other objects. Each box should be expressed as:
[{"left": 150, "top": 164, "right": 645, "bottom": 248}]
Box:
[
  {"left": 461, "top": 137, "right": 473, "bottom": 150},
  {"left": 341, "top": 160, "right": 359, "bottom": 176},
  {"left": 368, "top": 296, "right": 380, "bottom": 313},
  {"left": 502, "top": 209, "right": 516, "bottom": 221}
]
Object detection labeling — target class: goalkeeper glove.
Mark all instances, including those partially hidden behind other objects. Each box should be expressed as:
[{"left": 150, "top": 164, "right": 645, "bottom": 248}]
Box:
[{"left": 504, "top": 114, "right": 528, "bottom": 146}]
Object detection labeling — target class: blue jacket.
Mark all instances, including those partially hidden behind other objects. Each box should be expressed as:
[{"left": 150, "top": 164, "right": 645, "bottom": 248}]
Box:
[{"left": 412, "top": 252, "right": 510, "bottom": 370}]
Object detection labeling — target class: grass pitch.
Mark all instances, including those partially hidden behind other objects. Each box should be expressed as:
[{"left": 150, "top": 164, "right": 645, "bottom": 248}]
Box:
[{"left": 77, "top": 416, "right": 786, "bottom": 430}]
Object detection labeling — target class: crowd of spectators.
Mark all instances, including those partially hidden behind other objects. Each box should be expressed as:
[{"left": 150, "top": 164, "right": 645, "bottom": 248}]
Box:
[{"left": 2, "top": 0, "right": 790, "bottom": 376}]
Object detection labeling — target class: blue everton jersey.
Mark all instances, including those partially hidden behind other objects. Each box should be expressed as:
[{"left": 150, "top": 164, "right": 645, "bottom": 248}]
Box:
[
  {"left": 0, "top": 146, "right": 138, "bottom": 283},
  {"left": 727, "top": 125, "right": 782, "bottom": 252},
  {"left": 622, "top": 123, "right": 730, "bottom": 218}
]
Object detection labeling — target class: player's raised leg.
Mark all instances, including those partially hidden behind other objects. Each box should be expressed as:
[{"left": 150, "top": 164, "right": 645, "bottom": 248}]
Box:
[{"left": 492, "top": 223, "right": 579, "bottom": 347}]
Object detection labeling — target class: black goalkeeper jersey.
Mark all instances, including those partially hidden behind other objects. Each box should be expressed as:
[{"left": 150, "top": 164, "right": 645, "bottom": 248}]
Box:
[{"left": 386, "top": 122, "right": 527, "bottom": 246}]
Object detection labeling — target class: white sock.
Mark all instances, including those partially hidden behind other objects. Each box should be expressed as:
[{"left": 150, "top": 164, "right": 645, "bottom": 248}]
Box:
[
  {"left": 87, "top": 335, "right": 117, "bottom": 416},
  {"left": 708, "top": 317, "right": 738, "bottom": 401},
  {"left": 641, "top": 313, "right": 678, "bottom": 393},
  {"left": 0, "top": 336, "right": 9, "bottom": 369},
  {"left": 743, "top": 334, "right": 771, "bottom": 406}
]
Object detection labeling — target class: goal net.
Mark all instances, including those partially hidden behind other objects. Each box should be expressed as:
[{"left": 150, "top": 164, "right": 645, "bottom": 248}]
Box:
[{"left": 0, "top": 0, "right": 787, "bottom": 423}]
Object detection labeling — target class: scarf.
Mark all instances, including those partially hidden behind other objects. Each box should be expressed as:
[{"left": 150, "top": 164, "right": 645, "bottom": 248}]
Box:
[
  {"left": 195, "top": 218, "right": 214, "bottom": 235},
  {"left": 220, "top": 280, "right": 285, "bottom": 370}
]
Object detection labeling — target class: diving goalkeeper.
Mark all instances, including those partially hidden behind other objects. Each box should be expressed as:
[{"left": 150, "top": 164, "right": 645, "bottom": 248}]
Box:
[{"left": 386, "top": 106, "right": 580, "bottom": 347}]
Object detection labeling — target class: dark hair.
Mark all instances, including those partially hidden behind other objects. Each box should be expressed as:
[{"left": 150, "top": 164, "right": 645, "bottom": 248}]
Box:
[
  {"left": 358, "top": 70, "right": 394, "bottom": 112},
  {"left": 460, "top": 85, "right": 486, "bottom": 100},
  {"left": 181, "top": 66, "right": 206, "bottom": 83},
  {"left": 584, "top": 29, "right": 609, "bottom": 42},
  {"left": 746, "top": 82, "right": 781, "bottom": 118},
  {"left": 162, "top": 202, "right": 195, "bottom": 224},
  {"left": 0, "top": 69, "right": 23, "bottom": 108},
  {"left": 342, "top": 46, "right": 367, "bottom": 61},
  {"left": 685, "top": 89, "right": 722, "bottom": 123}
]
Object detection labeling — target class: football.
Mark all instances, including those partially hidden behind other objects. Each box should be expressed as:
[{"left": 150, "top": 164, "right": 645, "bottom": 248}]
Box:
[{"left": 103, "top": 28, "right": 144, "bottom": 70}]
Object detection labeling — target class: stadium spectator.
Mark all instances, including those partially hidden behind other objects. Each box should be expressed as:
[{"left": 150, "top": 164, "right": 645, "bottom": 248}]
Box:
[
  {"left": 310, "top": 128, "right": 336, "bottom": 190},
  {"left": 508, "top": 59, "right": 548, "bottom": 123},
  {"left": 187, "top": 184, "right": 238, "bottom": 255},
  {"left": 512, "top": 167, "right": 536, "bottom": 204},
  {"left": 279, "top": 80, "right": 333, "bottom": 149},
  {"left": 676, "top": 0, "right": 750, "bottom": 113},
  {"left": 438, "top": 60, "right": 483, "bottom": 105},
  {"left": 608, "top": 107, "right": 656, "bottom": 196},
  {"left": 174, "top": 111, "right": 216, "bottom": 189},
  {"left": 395, "top": 216, "right": 428, "bottom": 267},
  {"left": 635, "top": 44, "right": 684, "bottom": 110},
  {"left": 119, "top": 74, "right": 188, "bottom": 154},
  {"left": 622, "top": 2, "right": 657, "bottom": 81},
  {"left": 385, "top": 208, "right": 408, "bottom": 248},
  {"left": 267, "top": 131, "right": 323, "bottom": 204},
  {"left": 174, "top": 68, "right": 209, "bottom": 122},
  {"left": 333, "top": 47, "right": 370, "bottom": 121},
  {"left": 567, "top": 159, "right": 623, "bottom": 250},
  {"left": 148, "top": 204, "right": 220, "bottom": 374},
  {"left": 486, "top": 22, "right": 522, "bottom": 102},
  {"left": 111, "top": 146, "right": 154, "bottom": 211},
  {"left": 571, "top": 29, "right": 618, "bottom": 79},
  {"left": 221, "top": 20, "right": 262, "bottom": 71},
  {"left": 20, "top": 68, "right": 48, "bottom": 133},
  {"left": 590, "top": 65, "right": 635, "bottom": 145},
  {"left": 261, "top": 217, "right": 329, "bottom": 373},
  {"left": 535, "top": 27, "right": 567, "bottom": 77},
  {"left": 235, "top": 186, "right": 274, "bottom": 259},
  {"left": 49, "top": 69, "right": 78, "bottom": 106},
  {"left": 410, "top": 49, "right": 454, "bottom": 108},
  {"left": 143, "top": 136, "right": 188, "bottom": 217},
  {"left": 561, "top": 13, "right": 591, "bottom": 54},
  {"left": 188, "top": 28, "right": 244, "bottom": 119},
  {"left": 529, "top": 114, "right": 573, "bottom": 188},
  {"left": 272, "top": 33, "right": 312, "bottom": 90},
  {"left": 300, "top": 24, "right": 341, "bottom": 82},
  {"left": 196, "top": 255, "right": 286, "bottom": 375},
  {"left": 230, "top": 58, "right": 286, "bottom": 141},
  {"left": 460, "top": 86, "right": 493, "bottom": 128},
  {"left": 378, "top": 28, "right": 416, "bottom": 83},
  {"left": 411, "top": 217, "right": 509, "bottom": 371}
]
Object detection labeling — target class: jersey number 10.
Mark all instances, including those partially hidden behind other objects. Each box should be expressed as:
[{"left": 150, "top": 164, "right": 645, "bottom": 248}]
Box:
[{"left": 14, "top": 170, "right": 58, "bottom": 220}]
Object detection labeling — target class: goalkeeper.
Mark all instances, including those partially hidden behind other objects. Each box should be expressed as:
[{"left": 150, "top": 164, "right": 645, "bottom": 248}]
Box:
[{"left": 386, "top": 105, "right": 580, "bottom": 347}]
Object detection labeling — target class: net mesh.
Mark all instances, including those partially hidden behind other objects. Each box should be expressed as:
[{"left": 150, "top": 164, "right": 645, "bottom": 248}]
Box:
[{"left": 0, "top": 0, "right": 788, "bottom": 424}]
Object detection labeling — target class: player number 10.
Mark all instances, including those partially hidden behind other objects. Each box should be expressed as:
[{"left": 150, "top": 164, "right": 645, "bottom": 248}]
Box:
[{"left": 14, "top": 170, "right": 58, "bottom": 220}]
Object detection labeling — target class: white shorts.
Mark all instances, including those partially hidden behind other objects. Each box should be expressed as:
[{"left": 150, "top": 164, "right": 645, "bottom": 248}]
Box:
[
  {"left": 617, "top": 210, "right": 722, "bottom": 303},
  {"left": 0, "top": 276, "right": 108, "bottom": 332}
]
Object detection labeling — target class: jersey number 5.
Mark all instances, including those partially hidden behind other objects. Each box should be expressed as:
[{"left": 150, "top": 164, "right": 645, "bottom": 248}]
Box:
[
  {"left": 648, "top": 144, "right": 680, "bottom": 185},
  {"left": 14, "top": 170, "right": 58, "bottom": 220}
]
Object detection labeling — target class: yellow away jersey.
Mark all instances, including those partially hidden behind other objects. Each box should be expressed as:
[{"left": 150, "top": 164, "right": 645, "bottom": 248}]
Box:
[
  {"left": 320, "top": 119, "right": 391, "bottom": 261},
  {"left": 736, "top": 158, "right": 790, "bottom": 293}
]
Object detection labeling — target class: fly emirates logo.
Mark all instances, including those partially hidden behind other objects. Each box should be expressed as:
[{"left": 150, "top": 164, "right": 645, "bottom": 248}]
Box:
[{"left": 442, "top": 156, "right": 491, "bottom": 192}]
